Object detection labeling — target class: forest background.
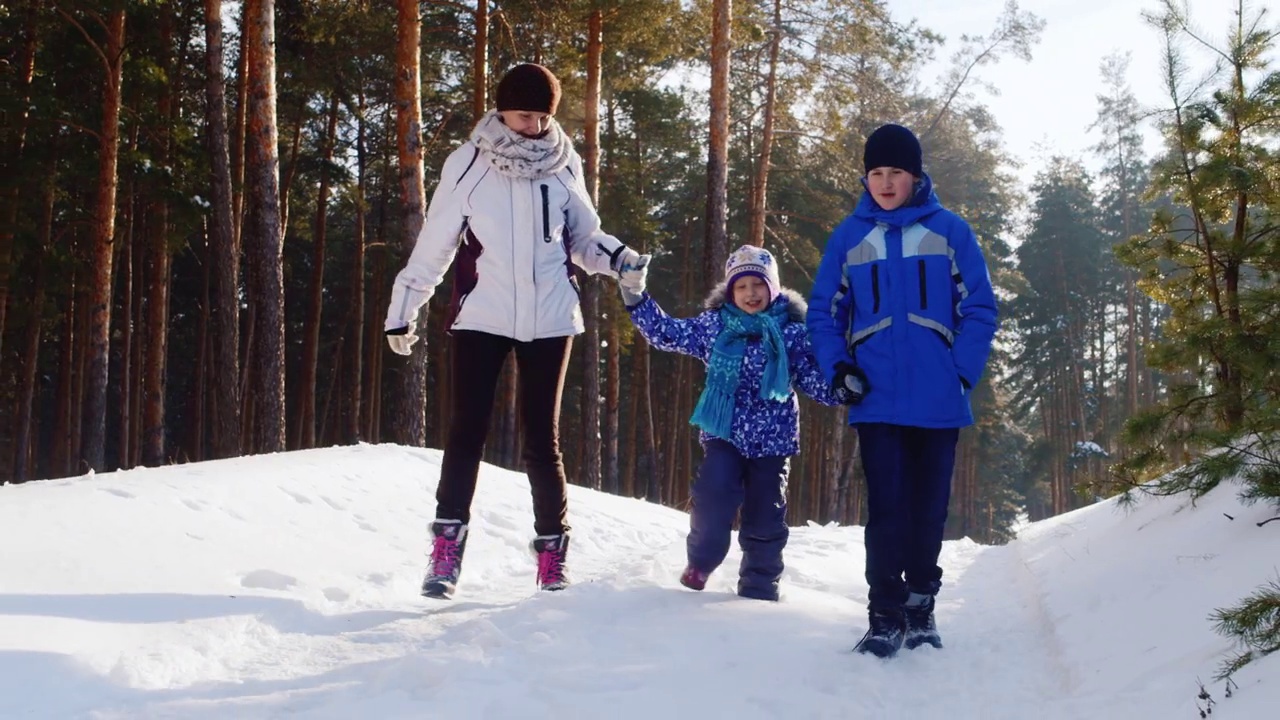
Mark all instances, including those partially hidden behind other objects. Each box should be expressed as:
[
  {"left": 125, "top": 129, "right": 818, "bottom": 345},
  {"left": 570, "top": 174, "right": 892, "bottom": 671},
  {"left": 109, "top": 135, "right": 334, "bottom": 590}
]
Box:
[{"left": 1, "top": 0, "right": 1277, "bottom": 560}]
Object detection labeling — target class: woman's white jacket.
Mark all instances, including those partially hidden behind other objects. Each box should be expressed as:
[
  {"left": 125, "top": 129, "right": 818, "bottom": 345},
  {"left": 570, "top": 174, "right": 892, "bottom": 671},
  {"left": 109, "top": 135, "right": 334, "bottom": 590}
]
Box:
[{"left": 385, "top": 141, "right": 627, "bottom": 342}]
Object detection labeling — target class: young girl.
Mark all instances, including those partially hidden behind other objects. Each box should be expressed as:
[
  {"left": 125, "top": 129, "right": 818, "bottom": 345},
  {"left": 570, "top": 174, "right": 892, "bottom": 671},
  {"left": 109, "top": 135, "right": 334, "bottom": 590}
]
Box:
[
  {"left": 384, "top": 63, "right": 640, "bottom": 600},
  {"left": 620, "top": 245, "right": 837, "bottom": 601}
]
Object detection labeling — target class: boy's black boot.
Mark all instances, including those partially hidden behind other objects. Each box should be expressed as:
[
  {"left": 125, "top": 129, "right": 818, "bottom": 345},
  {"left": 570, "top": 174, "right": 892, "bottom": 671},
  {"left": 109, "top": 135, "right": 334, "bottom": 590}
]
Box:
[
  {"left": 854, "top": 607, "right": 906, "bottom": 659},
  {"left": 903, "top": 591, "right": 943, "bottom": 650}
]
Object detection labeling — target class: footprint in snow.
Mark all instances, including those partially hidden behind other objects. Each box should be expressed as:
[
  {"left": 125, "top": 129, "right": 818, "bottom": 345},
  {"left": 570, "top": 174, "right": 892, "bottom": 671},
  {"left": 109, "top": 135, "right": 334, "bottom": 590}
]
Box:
[
  {"left": 99, "top": 487, "right": 135, "bottom": 499},
  {"left": 240, "top": 569, "right": 298, "bottom": 590},
  {"left": 281, "top": 488, "right": 314, "bottom": 505}
]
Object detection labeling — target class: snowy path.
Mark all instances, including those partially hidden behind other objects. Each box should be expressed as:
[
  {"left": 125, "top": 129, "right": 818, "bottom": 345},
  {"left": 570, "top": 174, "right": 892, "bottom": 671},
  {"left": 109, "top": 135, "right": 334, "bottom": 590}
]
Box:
[
  {"left": 72, "top": 533, "right": 1079, "bottom": 719},
  {"left": 2, "top": 445, "right": 1276, "bottom": 719}
]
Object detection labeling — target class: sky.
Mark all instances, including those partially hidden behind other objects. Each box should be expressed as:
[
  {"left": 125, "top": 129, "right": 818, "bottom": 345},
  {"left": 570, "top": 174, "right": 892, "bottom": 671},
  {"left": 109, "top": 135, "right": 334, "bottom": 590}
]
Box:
[
  {"left": 890, "top": 0, "right": 1240, "bottom": 190},
  {"left": 1, "top": 443, "right": 1277, "bottom": 719}
]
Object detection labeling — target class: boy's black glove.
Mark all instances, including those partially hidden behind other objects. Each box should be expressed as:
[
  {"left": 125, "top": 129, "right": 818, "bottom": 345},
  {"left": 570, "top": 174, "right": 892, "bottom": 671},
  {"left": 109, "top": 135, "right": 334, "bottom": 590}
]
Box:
[{"left": 832, "top": 362, "right": 869, "bottom": 405}]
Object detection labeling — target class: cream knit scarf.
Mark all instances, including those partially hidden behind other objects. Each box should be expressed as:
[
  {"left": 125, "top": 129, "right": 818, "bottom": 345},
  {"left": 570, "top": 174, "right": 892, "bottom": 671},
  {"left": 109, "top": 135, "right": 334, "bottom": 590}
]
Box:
[{"left": 470, "top": 109, "right": 572, "bottom": 179}]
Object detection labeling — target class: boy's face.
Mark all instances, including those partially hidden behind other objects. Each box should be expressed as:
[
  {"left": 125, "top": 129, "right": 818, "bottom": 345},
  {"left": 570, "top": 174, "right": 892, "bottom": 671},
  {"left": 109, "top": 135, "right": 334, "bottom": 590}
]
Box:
[
  {"left": 499, "top": 110, "right": 552, "bottom": 138},
  {"left": 865, "top": 166, "right": 916, "bottom": 211},
  {"left": 731, "top": 275, "right": 769, "bottom": 314}
]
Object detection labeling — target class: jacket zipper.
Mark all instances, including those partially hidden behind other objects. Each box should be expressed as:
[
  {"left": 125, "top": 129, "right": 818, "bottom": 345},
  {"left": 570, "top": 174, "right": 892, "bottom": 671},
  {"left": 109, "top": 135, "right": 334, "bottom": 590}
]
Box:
[
  {"left": 540, "top": 184, "right": 551, "bottom": 243},
  {"left": 532, "top": 183, "right": 546, "bottom": 336},
  {"left": 918, "top": 260, "right": 928, "bottom": 309},
  {"left": 871, "top": 264, "right": 881, "bottom": 313}
]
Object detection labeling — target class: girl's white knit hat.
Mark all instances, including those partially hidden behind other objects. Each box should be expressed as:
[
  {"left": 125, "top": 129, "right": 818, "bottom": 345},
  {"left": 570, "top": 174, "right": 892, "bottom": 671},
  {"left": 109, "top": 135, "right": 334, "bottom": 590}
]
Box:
[{"left": 724, "top": 245, "right": 781, "bottom": 303}]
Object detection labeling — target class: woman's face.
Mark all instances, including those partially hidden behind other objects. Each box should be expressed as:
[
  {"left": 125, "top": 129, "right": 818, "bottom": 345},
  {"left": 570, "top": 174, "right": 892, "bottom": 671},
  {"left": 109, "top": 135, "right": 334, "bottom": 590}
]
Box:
[
  {"left": 499, "top": 110, "right": 552, "bottom": 138},
  {"left": 865, "top": 166, "right": 916, "bottom": 211},
  {"left": 731, "top": 275, "right": 769, "bottom": 314}
]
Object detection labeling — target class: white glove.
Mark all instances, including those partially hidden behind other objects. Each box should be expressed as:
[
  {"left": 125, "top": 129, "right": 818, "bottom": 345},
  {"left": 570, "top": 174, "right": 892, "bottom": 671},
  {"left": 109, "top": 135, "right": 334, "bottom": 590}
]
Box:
[
  {"left": 385, "top": 277, "right": 431, "bottom": 335},
  {"left": 611, "top": 246, "right": 641, "bottom": 277},
  {"left": 385, "top": 326, "right": 420, "bottom": 356},
  {"left": 618, "top": 254, "right": 650, "bottom": 306}
]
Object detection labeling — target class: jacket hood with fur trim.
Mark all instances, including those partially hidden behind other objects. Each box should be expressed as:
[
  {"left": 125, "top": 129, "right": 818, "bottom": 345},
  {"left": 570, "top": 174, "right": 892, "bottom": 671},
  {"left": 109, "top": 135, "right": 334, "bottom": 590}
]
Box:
[
  {"left": 703, "top": 283, "right": 808, "bottom": 322},
  {"left": 624, "top": 287, "right": 840, "bottom": 459}
]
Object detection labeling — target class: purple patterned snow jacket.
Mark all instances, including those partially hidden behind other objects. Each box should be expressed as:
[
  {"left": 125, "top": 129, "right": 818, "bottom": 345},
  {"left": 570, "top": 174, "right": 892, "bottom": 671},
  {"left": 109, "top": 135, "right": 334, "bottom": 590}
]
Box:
[{"left": 627, "top": 284, "right": 839, "bottom": 459}]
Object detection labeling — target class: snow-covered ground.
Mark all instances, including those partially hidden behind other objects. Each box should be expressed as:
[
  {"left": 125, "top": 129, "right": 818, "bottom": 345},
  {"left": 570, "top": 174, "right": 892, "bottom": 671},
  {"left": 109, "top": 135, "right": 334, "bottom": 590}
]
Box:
[{"left": 1, "top": 444, "right": 1275, "bottom": 719}]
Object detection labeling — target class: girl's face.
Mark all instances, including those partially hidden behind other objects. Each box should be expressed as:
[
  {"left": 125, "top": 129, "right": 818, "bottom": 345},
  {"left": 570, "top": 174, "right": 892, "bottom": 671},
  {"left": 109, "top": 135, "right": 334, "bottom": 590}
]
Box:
[
  {"left": 865, "top": 166, "right": 916, "bottom": 211},
  {"left": 499, "top": 110, "right": 552, "bottom": 138},
  {"left": 731, "top": 275, "right": 769, "bottom": 314}
]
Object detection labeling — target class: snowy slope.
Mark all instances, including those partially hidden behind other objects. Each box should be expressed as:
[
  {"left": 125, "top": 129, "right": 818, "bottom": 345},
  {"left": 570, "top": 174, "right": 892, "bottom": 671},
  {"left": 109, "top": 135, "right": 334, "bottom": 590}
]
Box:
[{"left": 0, "top": 444, "right": 1275, "bottom": 719}]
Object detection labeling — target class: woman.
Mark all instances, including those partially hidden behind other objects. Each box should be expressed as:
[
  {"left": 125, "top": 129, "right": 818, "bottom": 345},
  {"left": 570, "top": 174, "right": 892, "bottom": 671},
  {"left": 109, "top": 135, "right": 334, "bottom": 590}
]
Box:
[{"left": 384, "top": 63, "right": 642, "bottom": 600}]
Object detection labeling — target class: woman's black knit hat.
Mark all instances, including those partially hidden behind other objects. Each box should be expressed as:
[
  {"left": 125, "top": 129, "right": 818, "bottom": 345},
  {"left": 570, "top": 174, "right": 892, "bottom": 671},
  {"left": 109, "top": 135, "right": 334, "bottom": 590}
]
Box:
[
  {"left": 863, "top": 123, "right": 923, "bottom": 177},
  {"left": 495, "top": 63, "right": 562, "bottom": 116}
]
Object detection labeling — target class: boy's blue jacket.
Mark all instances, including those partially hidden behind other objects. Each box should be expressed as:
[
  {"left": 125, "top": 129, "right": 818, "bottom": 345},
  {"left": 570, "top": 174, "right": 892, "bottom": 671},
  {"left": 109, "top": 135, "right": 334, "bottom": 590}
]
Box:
[
  {"left": 628, "top": 286, "right": 838, "bottom": 459},
  {"left": 807, "top": 174, "right": 998, "bottom": 428}
]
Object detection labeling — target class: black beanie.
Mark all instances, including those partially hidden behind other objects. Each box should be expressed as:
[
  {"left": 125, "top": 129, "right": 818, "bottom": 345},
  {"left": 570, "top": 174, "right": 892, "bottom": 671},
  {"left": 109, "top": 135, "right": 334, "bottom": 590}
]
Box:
[
  {"left": 863, "top": 123, "right": 923, "bottom": 177},
  {"left": 495, "top": 63, "right": 561, "bottom": 116}
]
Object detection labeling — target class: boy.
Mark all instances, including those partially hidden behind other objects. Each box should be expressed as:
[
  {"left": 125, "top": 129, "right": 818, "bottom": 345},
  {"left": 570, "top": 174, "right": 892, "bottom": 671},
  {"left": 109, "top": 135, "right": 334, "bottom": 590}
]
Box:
[{"left": 807, "top": 124, "right": 998, "bottom": 657}]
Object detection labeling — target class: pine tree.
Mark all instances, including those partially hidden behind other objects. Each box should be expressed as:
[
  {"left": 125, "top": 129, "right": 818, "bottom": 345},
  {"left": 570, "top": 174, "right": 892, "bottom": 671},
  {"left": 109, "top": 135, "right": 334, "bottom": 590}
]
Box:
[{"left": 1115, "top": 0, "right": 1280, "bottom": 496}]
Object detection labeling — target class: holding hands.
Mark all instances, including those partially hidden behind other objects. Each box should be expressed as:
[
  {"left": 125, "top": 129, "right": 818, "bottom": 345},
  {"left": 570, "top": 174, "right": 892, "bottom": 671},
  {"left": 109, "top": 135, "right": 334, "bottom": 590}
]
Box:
[
  {"left": 832, "top": 361, "right": 869, "bottom": 405},
  {"left": 617, "top": 253, "right": 650, "bottom": 307}
]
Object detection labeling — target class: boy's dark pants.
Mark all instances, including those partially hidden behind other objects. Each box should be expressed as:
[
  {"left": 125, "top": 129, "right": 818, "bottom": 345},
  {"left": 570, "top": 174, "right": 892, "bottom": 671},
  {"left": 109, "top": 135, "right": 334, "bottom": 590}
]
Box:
[
  {"left": 855, "top": 422, "right": 959, "bottom": 611},
  {"left": 435, "top": 330, "right": 572, "bottom": 537},
  {"left": 687, "top": 439, "right": 790, "bottom": 599}
]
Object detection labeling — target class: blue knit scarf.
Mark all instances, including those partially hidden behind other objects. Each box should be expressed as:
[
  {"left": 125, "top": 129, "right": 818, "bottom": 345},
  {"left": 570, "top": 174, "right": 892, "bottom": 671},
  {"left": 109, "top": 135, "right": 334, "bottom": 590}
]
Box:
[{"left": 690, "top": 301, "right": 792, "bottom": 439}]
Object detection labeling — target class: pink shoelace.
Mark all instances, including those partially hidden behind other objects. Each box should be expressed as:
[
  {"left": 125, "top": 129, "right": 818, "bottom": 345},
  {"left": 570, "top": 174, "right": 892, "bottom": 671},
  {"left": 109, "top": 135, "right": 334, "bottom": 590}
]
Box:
[
  {"left": 536, "top": 548, "right": 564, "bottom": 586},
  {"left": 431, "top": 534, "right": 462, "bottom": 577}
]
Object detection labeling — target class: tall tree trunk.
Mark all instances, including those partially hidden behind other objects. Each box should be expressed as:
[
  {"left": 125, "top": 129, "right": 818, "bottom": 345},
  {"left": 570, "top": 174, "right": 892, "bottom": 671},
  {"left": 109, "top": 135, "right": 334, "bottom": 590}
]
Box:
[
  {"left": 76, "top": 7, "right": 126, "bottom": 471},
  {"left": 703, "top": 0, "right": 732, "bottom": 284},
  {"left": 346, "top": 90, "right": 368, "bottom": 444},
  {"left": 473, "top": 0, "right": 489, "bottom": 122},
  {"left": 279, "top": 121, "right": 303, "bottom": 242},
  {"left": 370, "top": 162, "right": 393, "bottom": 442},
  {"left": 605, "top": 95, "right": 625, "bottom": 496},
  {"left": 0, "top": 0, "right": 42, "bottom": 362},
  {"left": 53, "top": 229, "right": 79, "bottom": 477},
  {"left": 231, "top": 21, "right": 249, "bottom": 264},
  {"left": 13, "top": 150, "right": 55, "bottom": 482},
  {"left": 297, "top": 93, "right": 341, "bottom": 449},
  {"left": 642, "top": 336, "right": 661, "bottom": 503},
  {"left": 244, "top": 0, "right": 286, "bottom": 453},
  {"left": 206, "top": 0, "right": 242, "bottom": 459},
  {"left": 394, "top": 0, "right": 428, "bottom": 446},
  {"left": 142, "top": 5, "right": 179, "bottom": 467},
  {"left": 624, "top": 353, "right": 640, "bottom": 496},
  {"left": 190, "top": 228, "right": 210, "bottom": 461},
  {"left": 117, "top": 162, "right": 136, "bottom": 469},
  {"left": 579, "top": 8, "right": 605, "bottom": 490},
  {"left": 747, "top": 0, "right": 781, "bottom": 249},
  {"left": 368, "top": 247, "right": 386, "bottom": 441}
]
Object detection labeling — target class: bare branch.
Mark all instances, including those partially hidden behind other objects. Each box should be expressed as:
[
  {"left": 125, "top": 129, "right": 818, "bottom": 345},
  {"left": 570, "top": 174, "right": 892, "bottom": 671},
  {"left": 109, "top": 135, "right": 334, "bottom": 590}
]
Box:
[
  {"left": 764, "top": 225, "right": 813, "bottom": 283},
  {"left": 922, "top": 1, "right": 1044, "bottom": 140},
  {"left": 55, "top": 6, "right": 111, "bottom": 73},
  {"left": 52, "top": 116, "right": 103, "bottom": 142},
  {"left": 422, "top": 0, "right": 471, "bottom": 13}
]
